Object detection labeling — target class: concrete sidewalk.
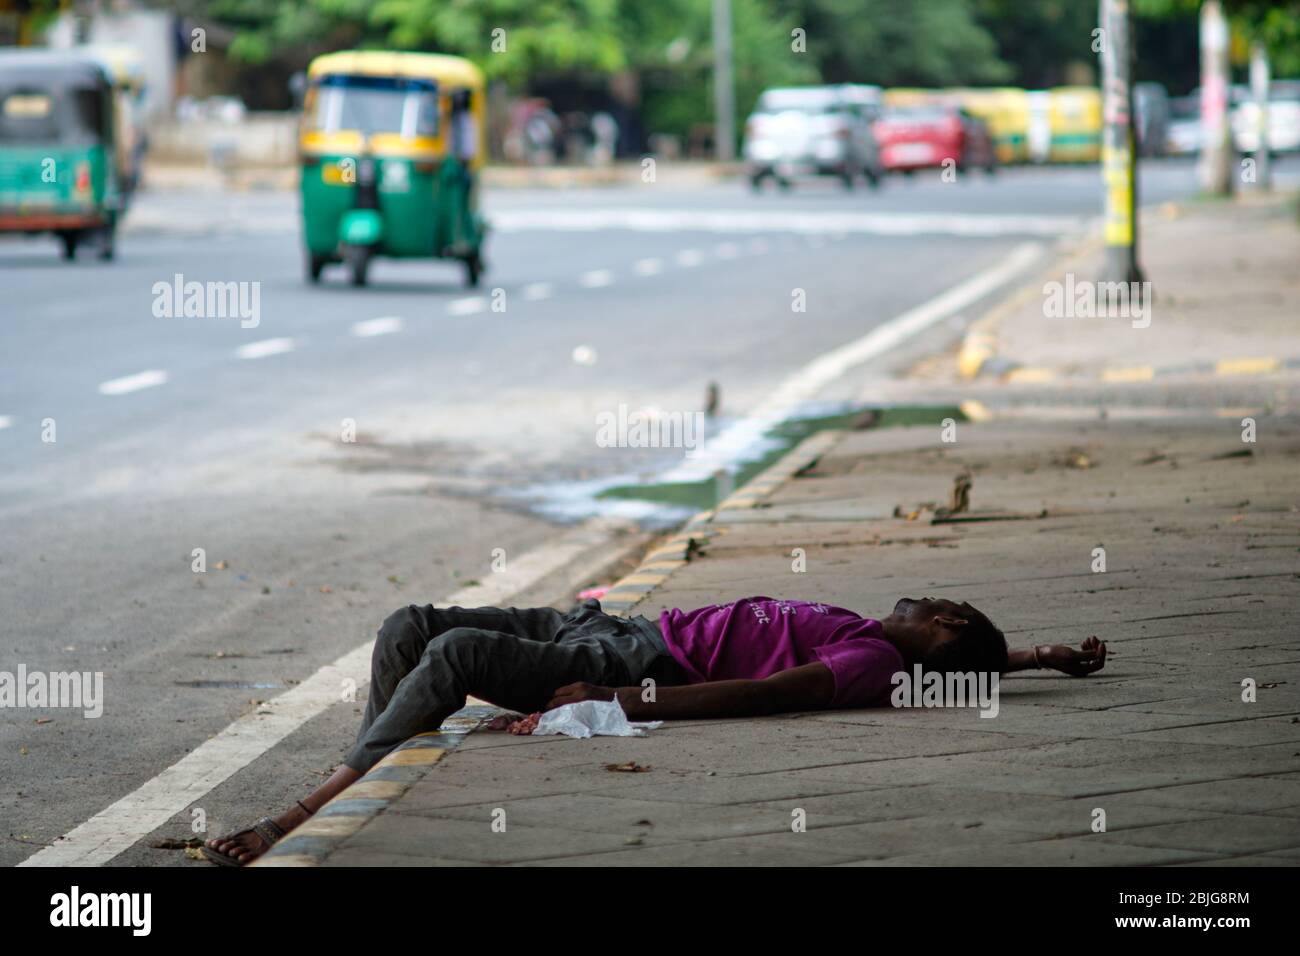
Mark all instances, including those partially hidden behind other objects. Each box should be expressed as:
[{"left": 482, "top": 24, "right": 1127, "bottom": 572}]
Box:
[
  {"left": 953, "top": 193, "right": 1300, "bottom": 387},
  {"left": 256, "top": 190, "right": 1300, "bottom": 867},
  {"left": 260, "top": 413, "right": 1300, "bottom": 866}
]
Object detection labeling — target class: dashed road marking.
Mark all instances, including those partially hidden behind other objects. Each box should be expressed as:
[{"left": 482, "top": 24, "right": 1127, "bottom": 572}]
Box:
[
  {"left": 522, "top": 282, "right": 553, "bottom": 301},
  {"left": 746, "top": 237, "right": 769, "bottom": 254},
  {"left": 98, "top": 370, "right": 169, "bottom": 396},
  {"left": 580, "top": 269, "right": 615, "bottom": 288},
  {"left": 0, "top": 415, "right": 11, "bottom": 430},
  {"left": 715, "top": 242, "right": 741, "bottom": 259},
  {"left": 447, "top": 296, "right": 487, "bottom": 315},
  {"left": 633, "top": 258, "right": 663, "bottom": 276},
  {"left": 352, "top": 316, "right": 404, "bottom": 337},
  {"left": 235, "top": 337, "right": 295, "bottom": 360},
  {"left": 675, "top": 249, "right": 704, "bottom": 267}
]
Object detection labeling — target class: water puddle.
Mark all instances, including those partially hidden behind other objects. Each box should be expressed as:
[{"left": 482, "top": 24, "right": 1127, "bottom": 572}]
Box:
[{"left": 515, "top": 402, "right": 966, "bottom": 528}]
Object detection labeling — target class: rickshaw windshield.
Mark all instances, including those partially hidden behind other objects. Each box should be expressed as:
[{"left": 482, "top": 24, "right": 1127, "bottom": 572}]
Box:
[
  {"left": 308, "top": 75, "right": 439, "bottom": 138},
  {"left": 0, "top": 81, "right": 107, "bottom": 145}
]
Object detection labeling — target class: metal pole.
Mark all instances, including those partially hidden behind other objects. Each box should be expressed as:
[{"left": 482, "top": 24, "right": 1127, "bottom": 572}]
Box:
[
  {"left": 1250, "top": 41, "right": 1271, "bottom": 191},
  {"left": 1199, "top": 0, "right": 1233, "bottom": 196},
  {"left": 1099, "top": 0, "right": 1144, "bottom": 287},
  {"left": 712, "top": 0, "right": 735, "bottom": 161}
]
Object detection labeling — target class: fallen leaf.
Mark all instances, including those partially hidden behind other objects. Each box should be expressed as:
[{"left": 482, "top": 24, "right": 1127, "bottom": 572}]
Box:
[
  {"left": 215, "top": 560, "right": 228, "bottom": 570},
  {"left": 604, "top": 761, "right": 651, "bottom": 773}
]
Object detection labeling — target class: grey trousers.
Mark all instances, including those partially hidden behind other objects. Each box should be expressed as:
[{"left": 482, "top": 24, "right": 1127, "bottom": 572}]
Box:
[{"left": 344, "top": 600, "right": 686, "bottom": 773}]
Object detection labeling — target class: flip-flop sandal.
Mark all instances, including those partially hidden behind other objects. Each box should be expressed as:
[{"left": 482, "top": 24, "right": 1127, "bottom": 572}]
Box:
[{"left": 201, "top": 817, "right": 285, "bottom": 867}]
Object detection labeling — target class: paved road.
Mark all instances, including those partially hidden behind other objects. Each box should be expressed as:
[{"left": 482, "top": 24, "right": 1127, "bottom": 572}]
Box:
[{"left": 1, "top": 157, "right": 1288, "bottom": 865}]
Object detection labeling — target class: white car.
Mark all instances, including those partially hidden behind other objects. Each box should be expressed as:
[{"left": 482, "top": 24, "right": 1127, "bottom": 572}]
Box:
[
  {"left": 743, "top": 85, "right": 884, "bottom": 190},
  {"left": 1233, "top": 81, "right": 1300, "bottom": 154}
]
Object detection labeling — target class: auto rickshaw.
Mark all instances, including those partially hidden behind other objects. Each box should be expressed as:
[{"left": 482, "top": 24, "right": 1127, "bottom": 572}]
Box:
[
  {"left": 1047, "top": 86, "right": 1103, "bottom": 163},
  {"left": 0, "top": 49, "right": 122, "bottom": 260},
  {"left": 87, "top": 45, "right": 149, "bottom": 201},
  {"left": 950, "top": 87, "right": 1030, "bottom": 165},
  {"left": 298, "top": 51, "right": 487, "bottom": 287}
]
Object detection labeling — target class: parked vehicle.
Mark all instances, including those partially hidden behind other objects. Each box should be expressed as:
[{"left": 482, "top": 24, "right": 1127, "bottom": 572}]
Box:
[
  {"left": 1232, "top": 80, "right": 1300, "bottom": 155},
  {"left": 1046, "top": 86, "right": 1102, "bottom": 163},
  {"left": 298, "top": 50, "right": 487, "bottom": 287},
  {"left": 1135, "top": 82, "right": 1170, "bottom": 157},
  {"left": 950, "top": 87, "right": 1030, "bottom": 164},
  {"left": 1165, "top": 94, "right": 1201, "bottom": 156},
  {"left": 873, "top": 102, "right": 996, "bottom": 175},
  {"left": 0, "top": 49, "right": 121, "bottom": 260},
  {"left": 742, "top": 85, "right": 883, "bottom": 190}
]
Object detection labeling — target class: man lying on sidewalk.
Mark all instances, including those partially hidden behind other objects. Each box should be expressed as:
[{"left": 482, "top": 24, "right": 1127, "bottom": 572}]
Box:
[{"left": 204, "top": 596, "right": 1107, "bottom": 865}]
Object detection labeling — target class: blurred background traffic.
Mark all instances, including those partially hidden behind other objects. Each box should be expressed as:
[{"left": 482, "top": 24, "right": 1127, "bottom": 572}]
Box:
[{"left": 2, "top": 0, "right": 1298, "bottom": 197}]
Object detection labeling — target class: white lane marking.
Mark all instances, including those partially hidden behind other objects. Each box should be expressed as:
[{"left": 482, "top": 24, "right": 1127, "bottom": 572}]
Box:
[
  {"left": 19, "top": 517, "right": 635, "bottom": 867},
  {"left": 0, "top": 415, "right": 12, "bottom": 430},
  {"left": 494, "top": 208, "right": 1086, "bottom": 237},
  {"left": 98, "top": 370, "right": 168, "bottom": 396},
  {"left": 352, "top": 316, "right": 404, "bottom": 337},
  {"left": 715, "top": 241, "right": 741, "bottom": 259},
  {"left": 633, "top": 258, "right": 663, "bottom": 277},
  {"left": 522, "top": 282, "right": 553, "bottom": 301},
  {"left": 235, "top": 337, "right": 295, "bottom": 360},
  {"left": 661, "top": 242, "right": 1044, "bottom": 482},
  {"left": 580, "top": 269, "right": 615, "bottom": 288},
  {"left": 675, "top": 248, "right": 704, "bottom": 268},
  {"left": 746, "top": 237, "right": 769, "bottom": 254},
  {"left": 447, "top": 296, "right": 486, "bottom": 315}
]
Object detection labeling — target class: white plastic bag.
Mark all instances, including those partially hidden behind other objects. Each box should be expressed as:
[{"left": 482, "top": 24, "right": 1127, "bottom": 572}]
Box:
[{"left": 532, "top": 696, "right": 663, "bottom": 739}]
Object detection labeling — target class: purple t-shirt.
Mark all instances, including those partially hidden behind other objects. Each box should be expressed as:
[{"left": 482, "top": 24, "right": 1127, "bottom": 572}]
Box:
[{"left": 658, "top": 597, "right": 902, "bottom": 709}]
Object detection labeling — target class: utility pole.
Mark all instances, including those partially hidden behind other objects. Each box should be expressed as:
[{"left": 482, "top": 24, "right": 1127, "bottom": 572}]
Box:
[
  {"left": 1199, "top": 0, "right": 1233, "bottom": 196},
  {"left": 1099, "top": 0, "right": 1144, "bottom": 287},
  {"left": 1249, "top": 40, "right": 1271, "bottom": 191},
  {"left": 712, "top": 0, "right": 735, "bottom": 161}
]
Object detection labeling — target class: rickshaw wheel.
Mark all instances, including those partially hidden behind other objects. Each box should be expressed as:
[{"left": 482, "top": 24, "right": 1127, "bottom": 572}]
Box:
[
  {"left": 59, "top": 231, "right": 79, "bottom": 261},
  {"left": 306, "top": 253, "right": 326, "bottom": 284},
  {"left": 464, "top": 254, "right": 482, "bottom": 288},
  {"left": 345, "top": 246, "right": 370, "bottom": 287},
  {"left": 97, "top": 228, "right": 116, "bottom": 262}
]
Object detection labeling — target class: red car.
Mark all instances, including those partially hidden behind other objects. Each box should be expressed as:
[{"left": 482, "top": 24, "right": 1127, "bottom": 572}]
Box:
[{"left": 874, "top": 104, "right": 996, "bottom": 175}]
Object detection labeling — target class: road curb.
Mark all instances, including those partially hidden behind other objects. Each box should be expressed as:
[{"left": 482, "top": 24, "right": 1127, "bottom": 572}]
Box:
[
  {"left": 956, "top": 232, "right": 1105, "bottom": 380},
  {"left": 254, "top": 705, "right": 497, "bottom": 866},
  {"left": 1002, "top": 354, "right": 1298, "bottom": 385},
  {"left": 600, "top": 428, "right": 849, "bottom": 618}
]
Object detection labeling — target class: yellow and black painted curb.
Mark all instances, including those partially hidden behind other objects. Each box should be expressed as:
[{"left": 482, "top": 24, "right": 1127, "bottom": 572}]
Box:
[
  {"left": 254, "top": 706, "right": 495, "bottom": 867},
  {"left": 600, "top": 428, "right": 848, "bottom": 618},
  {"left": 1000, "top": 355, "right": 1299, "bottom": 385},
  {"left": 255, "top": 428, "right": 847, "bottom": 865}
]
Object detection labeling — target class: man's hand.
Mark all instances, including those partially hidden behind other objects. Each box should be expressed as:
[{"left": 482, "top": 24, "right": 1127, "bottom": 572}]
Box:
[
  {"left": 546, "top": 681, "right": 616, "bottom": 710},
  {"left": 1040, "top": 636, "right": 1108, "bottom": 677}
]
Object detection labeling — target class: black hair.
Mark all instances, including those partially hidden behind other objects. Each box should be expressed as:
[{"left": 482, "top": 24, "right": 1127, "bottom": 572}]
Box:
[{"left": 921, "top": 606, "right": 1008, "bottom": 676}]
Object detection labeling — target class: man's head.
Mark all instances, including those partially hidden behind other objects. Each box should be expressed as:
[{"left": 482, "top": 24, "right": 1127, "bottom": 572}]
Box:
[{"left": 882, "top": 597, "right": 1008, "bottom": 675}]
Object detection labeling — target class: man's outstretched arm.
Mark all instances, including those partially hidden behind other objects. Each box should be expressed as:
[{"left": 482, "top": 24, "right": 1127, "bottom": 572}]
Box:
[
  {"left": 548, "top": 662, "right": 836, "bottom": 720},
  {"left": 1005, "top": 636, "right": 1108, "bottom": 676}
]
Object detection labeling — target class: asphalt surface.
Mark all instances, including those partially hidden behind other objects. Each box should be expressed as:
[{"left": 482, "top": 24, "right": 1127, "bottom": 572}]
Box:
[{"left": 1, "top": 156, "right": 1290, "bottom": 866}]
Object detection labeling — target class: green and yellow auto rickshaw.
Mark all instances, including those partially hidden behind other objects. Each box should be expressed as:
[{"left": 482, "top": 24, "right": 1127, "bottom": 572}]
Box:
[
  {"left": 299, "top": 51, "right": 487, "bottom": 287},
  {"left": 0, "top": 49, "right": 122, "bottom": 260}
]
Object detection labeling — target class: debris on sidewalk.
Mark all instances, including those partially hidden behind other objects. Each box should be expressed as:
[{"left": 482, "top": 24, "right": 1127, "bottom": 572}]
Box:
[{"left": 532, "top": 698, "right": 662, "bottom": 739}]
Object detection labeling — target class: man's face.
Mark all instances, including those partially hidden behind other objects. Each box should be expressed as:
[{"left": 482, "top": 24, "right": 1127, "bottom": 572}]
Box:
[{"left": 891, "top": 596, "right": 977, "bottom": 625}]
